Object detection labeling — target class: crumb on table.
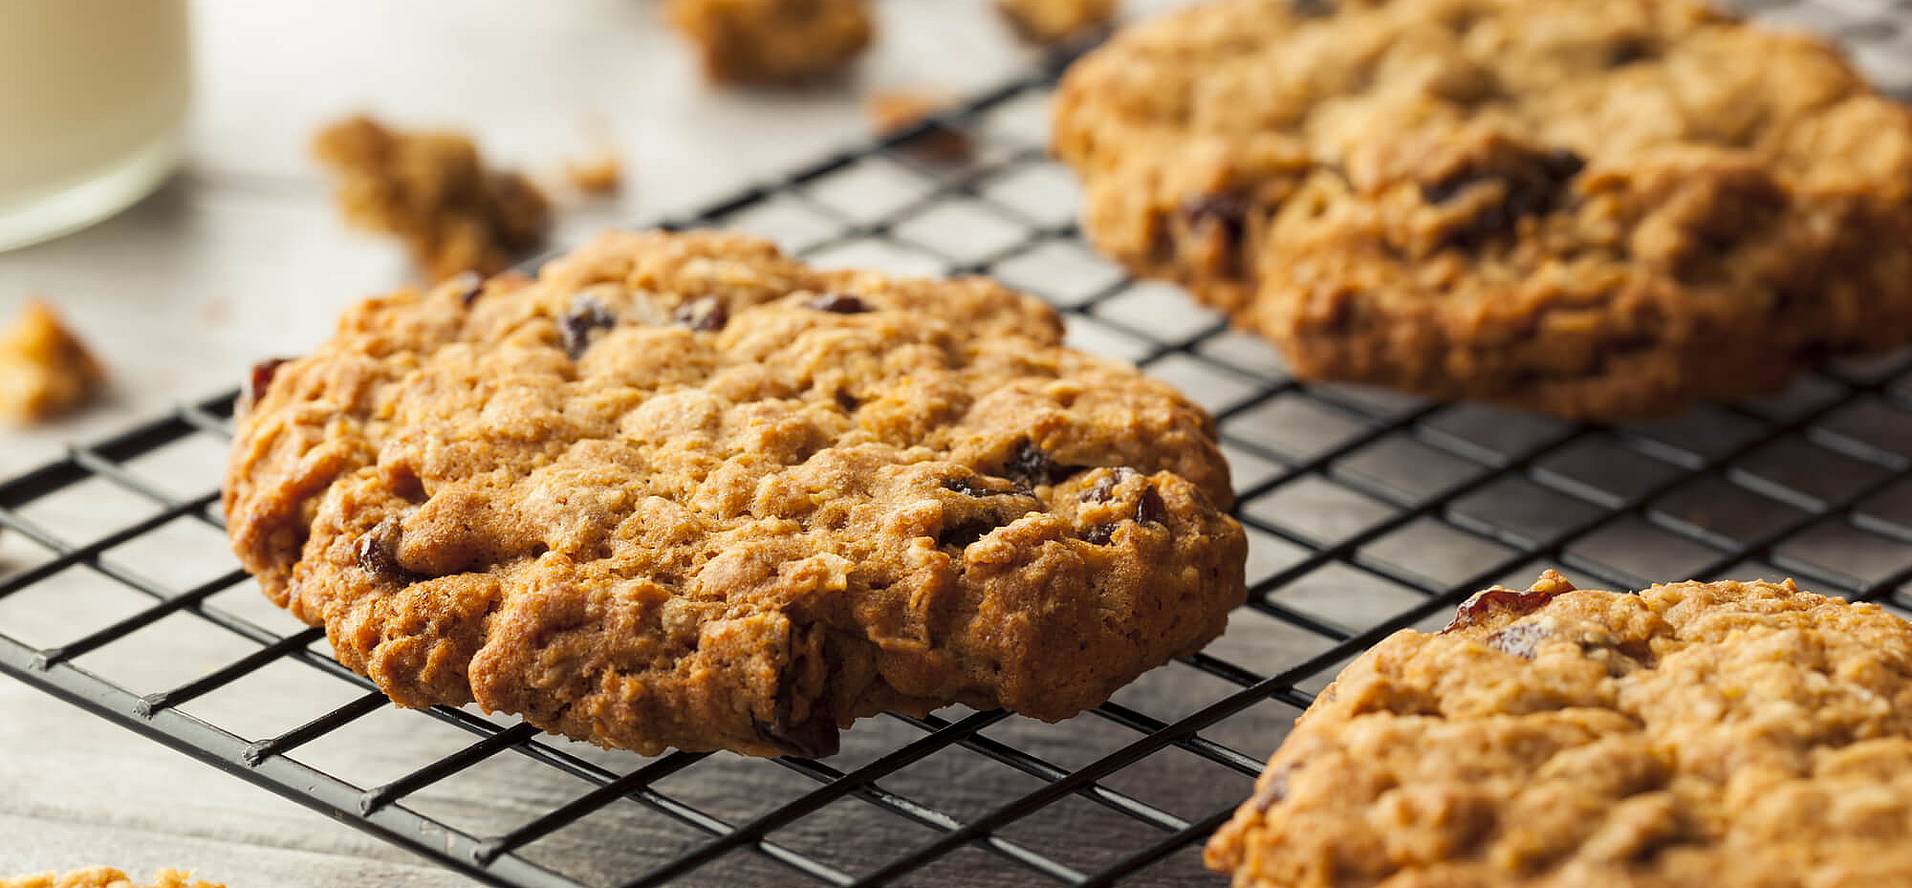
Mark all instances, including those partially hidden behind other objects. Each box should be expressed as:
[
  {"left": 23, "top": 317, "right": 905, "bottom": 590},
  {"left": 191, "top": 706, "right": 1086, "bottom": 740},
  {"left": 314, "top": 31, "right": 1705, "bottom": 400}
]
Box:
[
  {"left": 312, "top": 114, "right": 552, "bottom": 281},
  {"left": 667, "top": 0, "right": 873, "bottom": 86},
  {"left": 564, "top": 152, "right": 624, "bottom": 196},
  {"left": 867, "top": 90, "right": 973, "bottom": 163},
  {"left": 0, "top": 868, "right": 224, "bottom": 888},
  {"left": 996, "top": 0, "right": 1116, "bottom": 45},
  {"left": 0, "top": 300, "right": 106, "bottom": 424}
]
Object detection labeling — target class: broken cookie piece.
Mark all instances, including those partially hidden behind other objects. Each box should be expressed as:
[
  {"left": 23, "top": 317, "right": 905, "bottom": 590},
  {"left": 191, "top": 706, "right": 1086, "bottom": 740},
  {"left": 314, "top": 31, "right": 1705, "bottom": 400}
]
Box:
[
  {"left": 563, "top": 151, "right": 623, "bottom": 196},
  {"left": 0, "top": 301, "right": 106, "bottom": 424},
  {"left": 668, "top": 0, "right": 873, "bottom": 86},
  {"left": 997, "top": 0, "right": 1116, "bottom": 45},
  {"left": 312, "top": 114, "right": 551, "bottom": 281}
]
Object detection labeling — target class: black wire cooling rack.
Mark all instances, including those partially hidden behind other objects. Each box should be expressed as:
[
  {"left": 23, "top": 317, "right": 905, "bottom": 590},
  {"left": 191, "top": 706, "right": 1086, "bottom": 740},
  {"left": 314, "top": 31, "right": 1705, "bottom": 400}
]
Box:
[{"left": 5, "top": 2, "right": 1912, "bottom": 886}]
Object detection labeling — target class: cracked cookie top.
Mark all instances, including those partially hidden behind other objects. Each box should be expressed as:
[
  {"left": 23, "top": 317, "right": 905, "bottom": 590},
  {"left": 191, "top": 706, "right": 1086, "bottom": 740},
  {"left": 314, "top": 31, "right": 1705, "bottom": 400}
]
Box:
[
  {"left": 224, "top": 230, "right": 1245, "bottom": 757},
  {"left": 1207, "top": 571, "right": 1912, "bottom": 886}
]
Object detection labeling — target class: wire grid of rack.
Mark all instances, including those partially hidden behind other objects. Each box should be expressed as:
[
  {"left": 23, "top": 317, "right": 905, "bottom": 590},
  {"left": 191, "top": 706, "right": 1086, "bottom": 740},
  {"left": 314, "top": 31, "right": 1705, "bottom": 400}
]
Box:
[{"left": 5, "top": 2, "right": 1912, "bottom": 885}]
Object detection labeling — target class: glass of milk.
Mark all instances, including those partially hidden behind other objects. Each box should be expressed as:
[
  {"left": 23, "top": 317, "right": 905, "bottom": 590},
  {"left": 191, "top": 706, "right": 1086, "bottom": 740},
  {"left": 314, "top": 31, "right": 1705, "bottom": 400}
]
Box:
[{"left": 0, "top": 0, "right": 191, "bottom": 251}]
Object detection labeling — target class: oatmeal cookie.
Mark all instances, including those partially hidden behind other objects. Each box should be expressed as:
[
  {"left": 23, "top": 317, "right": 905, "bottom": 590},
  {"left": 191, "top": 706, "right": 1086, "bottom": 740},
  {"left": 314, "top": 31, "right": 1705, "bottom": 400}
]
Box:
[
  {"left": 224, "top": 230, "right": 1245, "bottom": 758},
  {"left": 668, "top": 0, "right": 873, "bottom": 86},
  {"left": 0, "top": 300, "right": 106, "bottom": 424},
  {"left": 1053, "top": 0, "right": 1912, "bottom": 418},
  {"left": 1208, "top": 571, "right": 1912, "bottom": 887},
  {"left": 313, "top": 115, "right": 551, "bottom": 282},
  {"left": 0, "top": 869, "right": 223, "bottom": 888}
]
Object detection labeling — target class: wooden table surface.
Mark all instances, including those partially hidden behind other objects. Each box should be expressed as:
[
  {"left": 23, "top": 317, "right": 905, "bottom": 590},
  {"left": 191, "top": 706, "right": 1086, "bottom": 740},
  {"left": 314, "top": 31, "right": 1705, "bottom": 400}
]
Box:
[{"left": 0, "top": 1, "right": 1077, "bottom": 883}]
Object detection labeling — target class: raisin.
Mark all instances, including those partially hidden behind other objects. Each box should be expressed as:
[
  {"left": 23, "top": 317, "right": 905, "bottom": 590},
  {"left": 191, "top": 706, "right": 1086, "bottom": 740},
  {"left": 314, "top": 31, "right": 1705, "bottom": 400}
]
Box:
[
  {"left": 944, "top": 477, "right": 1000, "bottom": 497},
  {"left": 1487, "top": 621, "right": 1549, "bottom": 659},
  {"left": 1423, "top": 149, "right": 1585, "bottom": 206},
  {"left": 246, "top": 357, "right": 290, "bottom": 406},
  {"left": 1290, "top": 0, "right": 1333, "bottom": 16},
  {"left": 809, "top": 292, "right": 871, "bottom": 314},
  {"left": 1607, "top": 35, "right": 1655, "bottom": 67},
  {"left": 1422, "top": 148, "right": 1586, "bottom": 249},
  {"left": 1539, "top": 148, "right": 1587, "bottom": 182},
  {"left": 834, "top": 389, "right": 860, "bottom": 413},
  {"left": 1080, "top": 467, "right": 1140, "bottom": 503},
  {"left": 1004, "top": 439, "right": 1074, "bottom": 487},
  {"left": 1444, "top": 586, "right": 1565, "bottom": 632},
  {"left": 1078, "top": 472, "right": 1165, "bottom": 543},
  {"left": 559, "top": 295, "right": 617, "bottom": 358},
  {"left": 1135, "top": 486, "right": 1168, "bottom": 526},
  {"left": 674, "top": 296, "right": 728, "bottom": 332},
  {"left": 449, "top": 271, "right": 485, "bottom": 307},
  {"left": 1419, "top": 174, "right": 1474, "bottom": 207},
  {"left": 353, "top": 517, "right": 416, "bottom": 582},
  {"left": 1178, "top": 192, "right": 1248, "bottom": 246},
  {"left": 937, "top": 516, "right": 996, "bottom": 549}
]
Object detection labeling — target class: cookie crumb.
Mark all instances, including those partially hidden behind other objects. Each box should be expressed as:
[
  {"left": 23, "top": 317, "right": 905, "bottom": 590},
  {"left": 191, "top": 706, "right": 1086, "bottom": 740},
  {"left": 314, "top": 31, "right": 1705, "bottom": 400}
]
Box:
[
  {"left": 312, "top": 114, "right": 552, "bottom": 282},
  {"left": 564, "top": 152, "right": 623, "bottom": 196},
  {"left": 0, "top": 868, "right": 224, "bottom": 888},
  {"left": 996, "top": 0, "right": 1116, "bottom": 45},
  {"left": 668, "top": 0, "right": 873, "bottom": 86},
  {"left": 867, "top": 90, "right": 973, "bottom": 163},
  {"left": 198, "top": 296, "right": 231, "bottom": 326},
  {"left": 0, "top": 301, "right": 106, "bottom": 424}
]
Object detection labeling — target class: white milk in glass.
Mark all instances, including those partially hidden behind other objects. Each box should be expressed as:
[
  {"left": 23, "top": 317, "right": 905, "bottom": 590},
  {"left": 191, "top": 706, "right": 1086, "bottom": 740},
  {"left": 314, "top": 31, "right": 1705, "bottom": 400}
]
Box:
[{"left": 0, "top": 0, "right": 190, "bottom": 250}]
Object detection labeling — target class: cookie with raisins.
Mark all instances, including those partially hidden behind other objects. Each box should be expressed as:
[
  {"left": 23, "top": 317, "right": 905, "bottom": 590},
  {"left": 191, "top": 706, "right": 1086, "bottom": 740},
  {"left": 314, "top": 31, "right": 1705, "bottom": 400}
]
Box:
[
  {"left": 1208, "top": 571, "right": 1912, "bottom": 886},
  {"left": 1053, "top": 0, "right": 1912, "bottom": 418},
  {"left": 223, "top": 230, "right": 1245, "bottom": 758}
]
